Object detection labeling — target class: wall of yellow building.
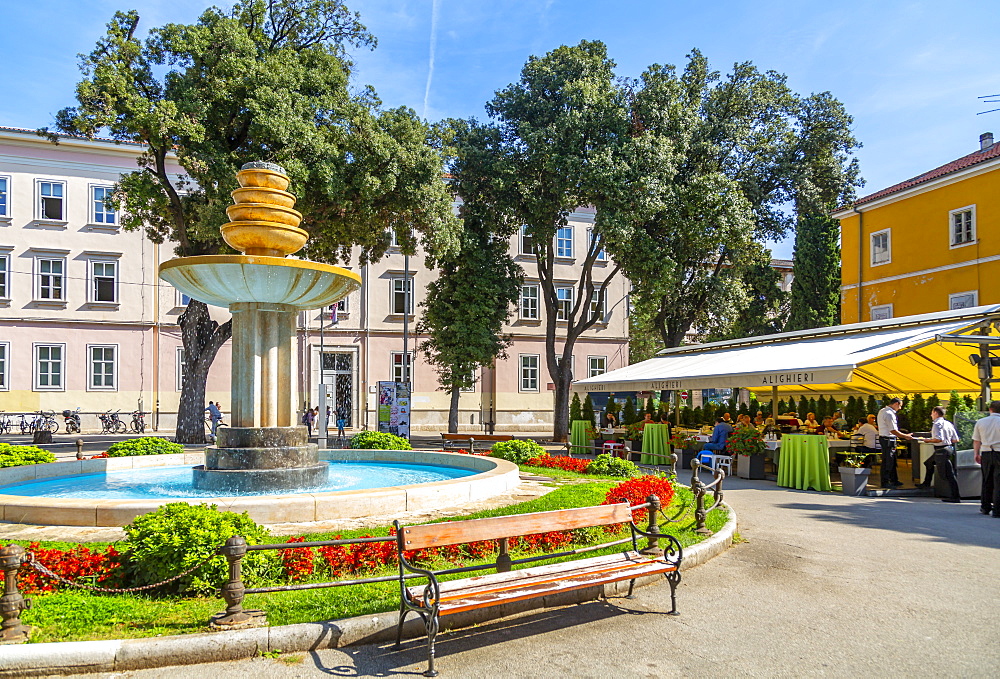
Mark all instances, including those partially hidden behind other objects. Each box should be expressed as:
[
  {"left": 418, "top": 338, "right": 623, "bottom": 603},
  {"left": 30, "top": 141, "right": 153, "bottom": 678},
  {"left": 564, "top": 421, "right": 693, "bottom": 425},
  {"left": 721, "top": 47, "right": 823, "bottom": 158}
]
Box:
[{"left": 840, "top": 164, "right": 1000, "bottom": 323}]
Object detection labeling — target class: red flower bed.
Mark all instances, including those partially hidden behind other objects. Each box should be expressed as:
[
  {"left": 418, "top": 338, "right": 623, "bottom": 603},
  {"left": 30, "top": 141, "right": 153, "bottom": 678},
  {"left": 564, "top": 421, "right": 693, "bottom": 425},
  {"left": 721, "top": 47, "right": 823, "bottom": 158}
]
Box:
[
  {"left": 602, "top": 475, "right": 676, "bottom": 523},
  {"left": 18, "top": 542, "right": 119, "bottom": 595},
  {"left": 280, "top": 537, "right": 315, "bottom": 582},
  {"left": 525, "top": 455, "right": 591, "bottom": 473}
]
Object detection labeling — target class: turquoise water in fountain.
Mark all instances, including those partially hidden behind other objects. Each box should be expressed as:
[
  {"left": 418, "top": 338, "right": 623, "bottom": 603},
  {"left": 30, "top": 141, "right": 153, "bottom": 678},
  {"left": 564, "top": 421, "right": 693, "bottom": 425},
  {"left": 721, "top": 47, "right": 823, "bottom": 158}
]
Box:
[{"left": 0, "top": 462, "right": 476, "bottom": 499}]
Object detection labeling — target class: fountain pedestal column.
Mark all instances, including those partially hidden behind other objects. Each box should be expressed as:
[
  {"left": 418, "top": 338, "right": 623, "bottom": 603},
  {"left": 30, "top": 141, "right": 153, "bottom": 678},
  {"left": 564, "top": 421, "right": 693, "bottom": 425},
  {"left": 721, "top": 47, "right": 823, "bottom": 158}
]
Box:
[{"left": 229, "top": 302, "right": 297, "bottom": 429}]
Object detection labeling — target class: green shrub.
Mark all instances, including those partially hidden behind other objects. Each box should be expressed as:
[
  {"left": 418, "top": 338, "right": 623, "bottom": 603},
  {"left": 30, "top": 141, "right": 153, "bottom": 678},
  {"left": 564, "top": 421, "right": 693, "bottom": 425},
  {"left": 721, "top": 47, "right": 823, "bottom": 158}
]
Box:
[
  {"left": 349, "top": 431, "right": 411, "bottom": 450},
  {"left": 116, "top": 503, "right": 279, "bottom": 595},
  {"left": 0, "top": 443, "right": 56, "bottom": 468},
  {"left": 586, "top": 453, "right": 638, "bottom": 478},
  {"left": 489, "top": 439, "right": 545, "bottom": 465},
  {"left": 106, "top": 437, "right": 183, "bottom": 458}
]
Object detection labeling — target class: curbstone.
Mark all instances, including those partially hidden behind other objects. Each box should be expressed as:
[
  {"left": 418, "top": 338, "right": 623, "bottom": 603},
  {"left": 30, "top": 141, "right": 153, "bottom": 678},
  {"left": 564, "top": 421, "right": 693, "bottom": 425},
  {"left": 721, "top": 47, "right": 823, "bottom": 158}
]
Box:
[
  {"left": 0, "top": 640, "right": 120, "bottom": 677},
  {"left": 114, "top": 627, "right": 267, "bottom": 671}
]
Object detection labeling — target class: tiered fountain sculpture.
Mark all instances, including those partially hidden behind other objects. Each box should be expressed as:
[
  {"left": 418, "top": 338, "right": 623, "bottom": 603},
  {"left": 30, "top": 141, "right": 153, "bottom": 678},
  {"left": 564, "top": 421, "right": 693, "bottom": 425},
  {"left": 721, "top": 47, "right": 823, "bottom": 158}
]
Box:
[{"left": 160, "top": 162, "right": 361, "bottom": 492}]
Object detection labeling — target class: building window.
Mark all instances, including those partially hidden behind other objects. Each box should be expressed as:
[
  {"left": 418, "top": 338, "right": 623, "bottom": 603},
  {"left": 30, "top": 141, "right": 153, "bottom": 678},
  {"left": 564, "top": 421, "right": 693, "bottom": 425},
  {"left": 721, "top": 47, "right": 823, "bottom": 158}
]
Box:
[
  {"left": 590, "top": 289, "right": 606, "bottom": 321},
  {"left": 91, "top": 260, "right": 118, "bottom": 303},
  {"left": 38, "top": 181, "right": 65, "bottom": 221},
  {"left": 88, "top": 345, "right": 117, "bottom": 390},
  {"left": 34, "top": 344, "right": 64, "bottom": 390},
  {"left": 949, "top": 205, "right": 975, "bottom": 247},
  {"left": 92, "top": 186, "right": 116, "bottom": 225},
  {"left": 588, "top": 356, "right": 607, "bottom": 378},
  {"left": 0, "top": 254, "right": 8, "bottom": 299},
  {"left": 391, "top": 277, "right": 413, "bottom": 315},
  {"left": 556, "top": 287, "right": 573, "bottom": 320},
  {"left": 176, "top": 290, "right": 192, "bottom": 307},
  {"left": 949, "top": 290, "right": 979, "bottom": 310},
  {"left": 387, "top": 229, "right": 400, "bottom": 248},
  {"left": 870, "top": 304, "right": 893, "bottom": 321},
  {"left": 460, "top": 370, "right": 476, "bottom": 393},
  {"left": 587, "top": 228, "right": 606, "bottom": 261},
  {"left": 176, "top": 347, "right": 185, "bottom": 391},
  {"left": 391, "top": 351, "right": 413, "bottom": 383},
  {"left": 520, "top": 284, "right": 539, "bottom": 320},
  {"left": 0, "top": 176, "right": 8, "bottom": 217},
  {"left": 519, "top": 225, "right": 535, "bottom": 256},
  {"left": 870, "top": 229, "right": 891, "bottom": 266},
  {"left": 520, "top": 354, "right": 539, "bottom": 392},
  {"left": 556, "top": 226, "right": 573, "bottom": 258},
  {"left": 0, "top": 343, "right": 7, "bottom": 390},
  {"left": 37, "top": 258, "right": 64, "bottom": 300}
]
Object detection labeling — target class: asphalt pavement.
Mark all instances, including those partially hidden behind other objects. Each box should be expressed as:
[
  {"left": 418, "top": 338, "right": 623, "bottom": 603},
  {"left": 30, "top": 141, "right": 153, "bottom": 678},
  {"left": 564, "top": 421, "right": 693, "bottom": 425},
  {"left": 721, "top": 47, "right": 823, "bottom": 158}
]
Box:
[{"left": 55, "top": 477, "right": 1000, "bottom": 678}]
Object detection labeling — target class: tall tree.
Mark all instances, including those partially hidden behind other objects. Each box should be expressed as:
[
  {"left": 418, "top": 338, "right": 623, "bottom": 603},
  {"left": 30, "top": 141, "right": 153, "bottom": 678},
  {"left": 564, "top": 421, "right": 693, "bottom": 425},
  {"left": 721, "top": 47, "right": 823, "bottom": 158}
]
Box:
[
  {"left": 47, "top": 1, "right": 459, "bottom": 441},
  {"left": 785, "top": 93, "right": 862, "bottom": 331}
]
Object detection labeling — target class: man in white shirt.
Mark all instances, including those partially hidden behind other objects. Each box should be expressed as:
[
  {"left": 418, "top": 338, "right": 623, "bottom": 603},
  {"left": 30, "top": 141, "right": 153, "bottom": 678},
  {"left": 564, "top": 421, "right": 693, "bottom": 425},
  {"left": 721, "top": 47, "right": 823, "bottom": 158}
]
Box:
[
  {"left": 877, "top": 398, "right": 913, "bottom": 489},
  {"left": 917, "top": 406, "right": 961, "bottom": 502},
  {"left": 972, "top": 400, "right": 1000, "bottom": 517}
]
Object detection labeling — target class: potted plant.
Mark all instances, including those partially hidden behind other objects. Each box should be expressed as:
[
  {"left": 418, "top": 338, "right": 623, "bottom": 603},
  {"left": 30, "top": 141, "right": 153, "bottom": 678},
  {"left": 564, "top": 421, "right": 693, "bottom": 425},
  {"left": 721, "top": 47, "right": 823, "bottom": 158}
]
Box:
[
  {"left": 838, "top": 451, "right": 872, "bottom": 496},
  {"left": 669, "top": 432, "right": 702, "bottom": 471},
  {"left": 623, "top": 422, "right": 644, "bottom": 461},
  {"left": 727, "top": 427, "right": 766, "bottom": 479}
]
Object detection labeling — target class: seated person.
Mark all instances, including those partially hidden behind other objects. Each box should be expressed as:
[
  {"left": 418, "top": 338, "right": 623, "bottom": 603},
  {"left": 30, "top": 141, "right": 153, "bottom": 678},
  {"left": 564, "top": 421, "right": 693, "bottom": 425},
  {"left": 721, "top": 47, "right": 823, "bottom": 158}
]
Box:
[
  {"left": 832, "top": 410, "right": 849, "bottom": 431},
  {"left": 819, "top": 417, "right": 838, "bottom": 435},
  {"left": 753, "top": 411, "right": 765, "bottom": 426},
  {"left": 736, "top": 413, "right": 753, "bottom": 429},
  {"left": 637, "top": 412, "right": 655, "bottom": 430},
  {"left": 802, "top": 412, "right": 820, "bottom": 431},
  {"left": 605, "top": 412, "right": 618, "bottom": 428},
  {"left": 722, "top": 412, "right": 733, "bottom": 424},
  {"left": 762, "top": 417, "right": 780, "bottom": 438},
  {"left": 702, "top": 417, "right": 734, "bottom": 452}
]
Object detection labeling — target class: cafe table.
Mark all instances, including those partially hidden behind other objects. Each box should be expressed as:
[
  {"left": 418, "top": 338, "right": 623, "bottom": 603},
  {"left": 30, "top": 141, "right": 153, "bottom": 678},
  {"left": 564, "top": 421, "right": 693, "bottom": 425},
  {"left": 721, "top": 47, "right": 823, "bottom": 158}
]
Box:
[
  {"left": 640, "top": 423, "right": 671, "bottom": 465},
  {"left": 776, "top": 434, "right": 833, "bottom": 491},
  {"left": 570, "top": 420, "right": 591, "bottom": 455}
]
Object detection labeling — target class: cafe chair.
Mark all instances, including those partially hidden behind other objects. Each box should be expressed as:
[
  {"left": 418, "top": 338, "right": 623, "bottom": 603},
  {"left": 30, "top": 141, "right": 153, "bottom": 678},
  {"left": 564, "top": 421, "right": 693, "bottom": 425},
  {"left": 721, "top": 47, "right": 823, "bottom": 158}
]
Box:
[{"left": 603, "top": 441, "right": 626, "bottom": 458}]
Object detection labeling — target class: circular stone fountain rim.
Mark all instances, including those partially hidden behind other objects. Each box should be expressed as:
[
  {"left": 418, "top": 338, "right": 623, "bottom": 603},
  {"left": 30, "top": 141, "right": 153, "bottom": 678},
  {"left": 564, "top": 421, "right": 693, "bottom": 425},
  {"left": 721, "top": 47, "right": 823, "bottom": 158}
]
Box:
[{"left": 0, "top": 450, "right": 520, "bottom": 527}]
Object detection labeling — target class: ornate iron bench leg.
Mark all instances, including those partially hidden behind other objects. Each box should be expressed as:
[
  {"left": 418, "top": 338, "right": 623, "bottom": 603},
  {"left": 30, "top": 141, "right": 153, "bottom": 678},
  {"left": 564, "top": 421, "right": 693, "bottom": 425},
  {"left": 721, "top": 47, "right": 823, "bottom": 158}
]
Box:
[
  {"left": 625, "top": 578, "right": 636, "bottom": 599},
  {"left": 666, "top": 569, "right": 681, "bottom": 616},
  {"left": 394, "top": 603, "right": 408, "bottom": 648},
  {"left": 424, "top": 610, "right": 440, "bottom": 677}
]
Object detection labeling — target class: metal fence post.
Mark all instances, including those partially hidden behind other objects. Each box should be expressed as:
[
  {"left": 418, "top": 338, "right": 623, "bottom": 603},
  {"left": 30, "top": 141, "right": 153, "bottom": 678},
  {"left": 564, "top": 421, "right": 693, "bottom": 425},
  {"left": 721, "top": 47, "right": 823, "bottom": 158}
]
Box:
[
  {"left": 75, "top": 439, "right": 85, "bottom": 460},
  {"left": 641, "top": 494, "right": 662, "bottom": 555},
  {"left": 692, "top": 463, "right": 712, "bottom": 536},
  {"left": 0, "top": 544, "right": 31, "bottom": 644},
  {"left": 210, "top": 536, "right": 266, "bottom": 630},
  {"left": 495, "top": 538, "right": 512, "bottom": 573}
]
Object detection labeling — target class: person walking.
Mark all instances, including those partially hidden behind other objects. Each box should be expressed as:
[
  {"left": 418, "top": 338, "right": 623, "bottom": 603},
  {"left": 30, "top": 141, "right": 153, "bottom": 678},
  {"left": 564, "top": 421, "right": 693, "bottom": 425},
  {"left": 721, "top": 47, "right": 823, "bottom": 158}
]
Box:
[
  {"left": 973, "top": 400, "right": 1000, "bottom": 517},
  {"left": 917, "top": 406, "right": 961, "bottom": 502},
  {"left": 336, "top": 404, "right": 347, "bottom": 440},
  {"left": 205, "top": 401, "right": 222, "bottom": 439},
  {"left": 302, "top": 406, "right": 315, "bottom": 437},
  {"left": 877, "top": 397, "right": 912, "bottom": 488}
]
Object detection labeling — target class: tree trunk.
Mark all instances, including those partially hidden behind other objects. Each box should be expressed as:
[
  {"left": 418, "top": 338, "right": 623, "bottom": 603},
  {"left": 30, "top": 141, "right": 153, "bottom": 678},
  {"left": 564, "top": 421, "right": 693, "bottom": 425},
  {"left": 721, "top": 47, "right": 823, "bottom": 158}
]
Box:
[
  {"left": 448, "top": 386, "right": 460, "bottom": 434},
  {"left": 176, "top": 300, "right": 233, "bottom": 444},
  {"left": 552, "top": 368, "right": 573, "bottom": 444}
]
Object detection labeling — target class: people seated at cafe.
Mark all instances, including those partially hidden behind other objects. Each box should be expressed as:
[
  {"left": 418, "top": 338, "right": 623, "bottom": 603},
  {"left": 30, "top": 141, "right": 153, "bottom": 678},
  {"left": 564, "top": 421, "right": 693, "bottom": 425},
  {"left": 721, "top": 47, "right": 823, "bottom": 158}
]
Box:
[
  {"left": 703, "top": 417, "right": 734, "bottom": 452},
  {"left": 736, "top": 413, "right": 753, "bottom": 429},
  {"left": 819, "top": 417, "right": 838, "bottom": 435},
  {"left": 637, "top": 413, "right": 655, "bottom": 430},
  {"left": 854, "top": 417, "right": 879, "bottom": 460},
  {"left": 605, "top": 412, "right": 618, "bottom": 428},
  {"left": 753, "top": 411, "right": 765, "bottom": 426},
  {"left": 832, "top": 410, "right": 849, "bottom": 431},
  {"left": 802, "top": 412, "right": 820, "bottom": 431},
  {"left": 762, "top": 418, "right": 780, "bottom": 438},
  {"left": 722, "top": 412, "right": 732, "bottom": 424}
]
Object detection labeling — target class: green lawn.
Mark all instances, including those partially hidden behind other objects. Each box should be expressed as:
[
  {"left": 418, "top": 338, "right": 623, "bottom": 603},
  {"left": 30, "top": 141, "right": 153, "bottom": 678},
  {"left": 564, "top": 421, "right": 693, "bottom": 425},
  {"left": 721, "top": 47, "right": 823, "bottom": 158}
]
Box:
[{"left": 18, "top": 481, "right": 728, "bottom": 644}]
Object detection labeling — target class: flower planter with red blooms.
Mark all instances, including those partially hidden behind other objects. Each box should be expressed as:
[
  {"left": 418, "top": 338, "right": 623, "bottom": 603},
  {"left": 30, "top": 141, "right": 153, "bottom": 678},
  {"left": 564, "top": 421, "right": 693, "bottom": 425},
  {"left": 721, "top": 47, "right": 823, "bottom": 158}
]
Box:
[{"left": 726, "top": 427, "right": 767, "bottom": 480}]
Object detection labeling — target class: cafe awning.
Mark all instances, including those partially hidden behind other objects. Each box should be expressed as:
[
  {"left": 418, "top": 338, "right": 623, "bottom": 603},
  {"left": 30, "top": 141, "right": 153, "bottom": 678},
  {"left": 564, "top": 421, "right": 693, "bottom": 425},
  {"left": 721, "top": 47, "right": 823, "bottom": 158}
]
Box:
[{"left": 574, "top": 305, "right": 1000, "bottom": 397}]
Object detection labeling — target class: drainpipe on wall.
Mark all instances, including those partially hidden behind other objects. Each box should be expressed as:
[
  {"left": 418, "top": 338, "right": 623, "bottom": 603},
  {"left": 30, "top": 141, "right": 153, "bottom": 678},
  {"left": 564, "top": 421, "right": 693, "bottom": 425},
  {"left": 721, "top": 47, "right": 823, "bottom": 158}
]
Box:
[
  {"left": 152, "top": 241, "right": 160, "bottom": 431},
  {"left": 855, "top": 206, "right": 864, "bottom": 323}
]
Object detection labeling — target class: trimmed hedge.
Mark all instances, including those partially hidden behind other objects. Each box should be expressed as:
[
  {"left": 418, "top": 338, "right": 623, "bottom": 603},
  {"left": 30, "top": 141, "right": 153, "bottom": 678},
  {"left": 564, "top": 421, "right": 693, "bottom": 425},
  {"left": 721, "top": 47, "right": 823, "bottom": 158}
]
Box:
[
  {"left": 0, "top": 443, "right": 56, "bottom": 468},
  {"left": 349, "top": 431, "right": 412, "bottom": 450},
  {"left": 489, "top": 439, "right": 546, "bottom": 465},
  {"left": 106, "top": 437, "right": 183, "bottom": 458}
]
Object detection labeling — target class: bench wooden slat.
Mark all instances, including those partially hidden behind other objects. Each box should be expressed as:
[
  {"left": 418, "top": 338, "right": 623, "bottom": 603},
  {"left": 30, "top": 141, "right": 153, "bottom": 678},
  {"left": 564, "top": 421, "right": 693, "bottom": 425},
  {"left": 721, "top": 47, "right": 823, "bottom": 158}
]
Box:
[
  {"left": 400, "top": 503, "right": 633, "bottom": 551},
  {"left": 440, "top": 434, "right": 513, "bottom": 442}
]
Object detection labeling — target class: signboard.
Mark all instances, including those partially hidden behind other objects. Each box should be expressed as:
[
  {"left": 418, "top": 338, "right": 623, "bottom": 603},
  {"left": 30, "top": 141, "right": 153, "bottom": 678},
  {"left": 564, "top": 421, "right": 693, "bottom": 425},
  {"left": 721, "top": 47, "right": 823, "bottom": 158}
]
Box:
[{"left": 377, "top": 381, "right": 411, "bottom": 439}]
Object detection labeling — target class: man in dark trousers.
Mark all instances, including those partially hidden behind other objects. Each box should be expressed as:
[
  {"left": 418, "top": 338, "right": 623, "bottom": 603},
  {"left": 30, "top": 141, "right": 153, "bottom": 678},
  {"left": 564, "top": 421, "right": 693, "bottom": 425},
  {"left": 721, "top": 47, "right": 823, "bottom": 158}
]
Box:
[
  {"left": 877, "top": 397, "right": 913, "bottom": 488},
  {"left": 917, "top": 406, "right": 961, "bottom": 502},
  {"left": 973, "top": 400, "right": 1000, "bottom": 517}
]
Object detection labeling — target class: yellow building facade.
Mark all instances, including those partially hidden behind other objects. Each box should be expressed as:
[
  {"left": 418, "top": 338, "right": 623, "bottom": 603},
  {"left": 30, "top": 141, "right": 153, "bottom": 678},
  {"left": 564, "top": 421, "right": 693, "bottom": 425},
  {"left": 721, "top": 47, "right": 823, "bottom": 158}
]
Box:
[{"left": 835, "top": 133, "right": 1000, "bottom": 323}]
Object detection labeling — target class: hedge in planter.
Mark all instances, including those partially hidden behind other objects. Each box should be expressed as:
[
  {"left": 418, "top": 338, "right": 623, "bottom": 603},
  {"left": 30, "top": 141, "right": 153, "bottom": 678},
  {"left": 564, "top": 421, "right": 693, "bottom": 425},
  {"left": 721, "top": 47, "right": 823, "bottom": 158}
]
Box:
[
  {"left": 106, "top": 437, "right": 183, "bottom": 457},
  {"left": 348, "top": 431, "right": 412, "bottom": 450},
  {"left": 0, "top": 443, "right": 56, "bottom": 467},
  {"left": 489, "top": 439, "right": 545, "bottom": 465}
]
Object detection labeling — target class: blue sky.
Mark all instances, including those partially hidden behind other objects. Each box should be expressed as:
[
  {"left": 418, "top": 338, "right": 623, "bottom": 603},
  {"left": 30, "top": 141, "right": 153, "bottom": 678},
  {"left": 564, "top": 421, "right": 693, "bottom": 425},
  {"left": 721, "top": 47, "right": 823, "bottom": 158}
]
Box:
[{"left": 3, "top": 0, "right": 999, "bottom": 258}]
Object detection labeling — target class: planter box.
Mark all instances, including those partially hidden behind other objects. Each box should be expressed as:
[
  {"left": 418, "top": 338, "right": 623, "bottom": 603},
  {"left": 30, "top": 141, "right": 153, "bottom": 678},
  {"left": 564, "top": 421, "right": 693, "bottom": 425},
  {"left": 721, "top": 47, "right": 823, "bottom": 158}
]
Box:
[
  {"left": 736, "top": 453, "right": 766, "bottom": 479},
  {"left": 680, "top": 448, "right": 699, "bottom": 471},
  {"left": 839, "top": 466, "right": 872, "bottom": 496}
]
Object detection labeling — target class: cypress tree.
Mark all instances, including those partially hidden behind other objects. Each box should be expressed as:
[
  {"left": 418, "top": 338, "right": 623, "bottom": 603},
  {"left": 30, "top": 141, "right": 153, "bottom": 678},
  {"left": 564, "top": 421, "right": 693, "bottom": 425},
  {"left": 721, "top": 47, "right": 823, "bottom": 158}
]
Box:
[
  {"left": 866, "top": 395, "right": 879, "bottom": 418},
  {"left": 926, "top": 394, "right": 940, "bottom": 424},
  {"left": 808, "top": 398, "right": 817, "bottom": 417},
  {"left": 692, "top": 406, "right": 703, "bottom": 425},
  {"left": 817, "top": 395, "right": 828, "bottom": 418},
  {"left": 703, "top": 403, "right": 716, "bottom": 424},
  {"left": 909, "top": 393, "right": 926, "bottom": 432},
  {"left": 583, "top": 394, "right": 597, "bottom": 427},
  {"left": 946, "top": 390, "right": 961, "bottom": 422},
  {"left": 645, "top": 396, "right": 656, "bottom": 418},
  {"left": 622, "top": 397, "right": 638, "bottom": 425},
  {"left": 798, "top": 396, "right": 809, "bottom": 418},
  {"left": 570, "top": 393, "right": 583, "bottom": 423},
  {"left": 786, "top": 214, "right": 841, "bottom": 331}
]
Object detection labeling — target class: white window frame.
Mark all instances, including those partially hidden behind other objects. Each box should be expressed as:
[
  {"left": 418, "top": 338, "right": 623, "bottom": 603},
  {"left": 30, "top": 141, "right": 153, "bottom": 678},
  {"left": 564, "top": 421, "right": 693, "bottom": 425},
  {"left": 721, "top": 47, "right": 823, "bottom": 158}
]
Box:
[
  {"left": 36, "top": 179, "right": 66, "bottom": 223},
  {"left": 555, "top": 225, "right": 573, "bottom": 258},
  {"left": 518, "top": 225, "right": 535, "bottom": 256},
  {"left": 35, "top": 257, "right": 66, "bottom": 301},
  {"left": 390, "top": 351, "right": 413, "bottom": 383},
  {"left": 870, "top": 228, "right": 891, "bottom": 267},
  {"left": 176, "top": 347, "right": 186, "bottom": 391},
  {"left": 175, "top": 289, "right": 192, "bottom": 307},
  {"left": 0, "top": 252, "right": 9, "bottom": 300},
  {"left": 519, "top": 354, "right": 540, "bottom": 392},
  {"left": 587, "top": 227, "right": 607, "bottom": 262},
  {"left": 520, "top": 284, "right": 539, "bottom": 320},
  {"left": 460, "top": 370, "right": 476, "bottom": 393},
  {"left": 387, "top": 229, "right": 400, "bottom": 248},
  {"left": 869, "top": 304, "right": 893, "bottom": 321},
  {"left": 0, "top": 342, "right": 8, "bottom": 391},
  {"left": 87, "top": 344, "right": 118, "bottom": 391},
  {"left": 949, "top": 290, "right": 979, "bottom": 310},
  {"left": 556, "top": 287, "right": 573, "bottom": 321},
  {"left": 90, "top": 184, "right": 118, "bottom": 226},
  {"left": 949, "top": 205, "right": 976, "bottom": 248},
  {"left": 590, "top": 288, "right": 607, "bottom": 322},
  {"left": 0, "top": 175, "right": 10, "bottom": 218},
  {"left": 89, "top": 259, "right": 119, "bottom": 304},
  {"left": 33, "top": 343, "right": 65, "bottom": 391},
  {"left": 588, "top": 356, "right": 607, "bottom": 378},
  {"left": 390, "top": 277, "right": 414, "bottom": 316}
]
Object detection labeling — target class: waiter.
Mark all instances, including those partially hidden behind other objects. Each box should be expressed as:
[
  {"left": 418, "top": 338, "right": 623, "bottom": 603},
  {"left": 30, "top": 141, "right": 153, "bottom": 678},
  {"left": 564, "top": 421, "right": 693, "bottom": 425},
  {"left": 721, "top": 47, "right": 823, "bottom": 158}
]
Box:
[
  {"left": 918, "top": 406, "right": 961, "bottom": 502},
  {"left": 877, "top": 398, "right": 912, "bottom": 489},
  {"left": 972, "top": 400, "right": 1000, "bottom": 518}
]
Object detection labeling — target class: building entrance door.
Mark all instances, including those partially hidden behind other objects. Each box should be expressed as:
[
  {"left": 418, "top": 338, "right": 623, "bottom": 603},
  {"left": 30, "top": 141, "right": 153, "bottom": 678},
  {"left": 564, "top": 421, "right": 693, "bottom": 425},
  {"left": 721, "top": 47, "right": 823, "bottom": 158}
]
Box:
[{"left": 321, "top": 352, "right": 354, "bottom": 427}]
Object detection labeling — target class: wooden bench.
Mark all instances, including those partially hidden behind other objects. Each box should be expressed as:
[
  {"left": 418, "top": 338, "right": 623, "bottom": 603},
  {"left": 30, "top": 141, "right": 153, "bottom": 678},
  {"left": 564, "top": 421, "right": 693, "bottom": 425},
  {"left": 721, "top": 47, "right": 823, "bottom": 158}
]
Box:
[
  {"left": 393, "top": 500, "right": 682, "bottom": 676},
  {"left": 439, "top": 433, "right": 514, "bottom": 453}
]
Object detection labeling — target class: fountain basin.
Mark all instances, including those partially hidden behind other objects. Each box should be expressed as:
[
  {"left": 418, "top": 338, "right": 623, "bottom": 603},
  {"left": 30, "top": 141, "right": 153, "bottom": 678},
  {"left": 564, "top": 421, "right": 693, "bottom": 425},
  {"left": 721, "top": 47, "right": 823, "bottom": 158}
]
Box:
[{"left": 0, "top": 450, "right": 519, "bottom": 527}]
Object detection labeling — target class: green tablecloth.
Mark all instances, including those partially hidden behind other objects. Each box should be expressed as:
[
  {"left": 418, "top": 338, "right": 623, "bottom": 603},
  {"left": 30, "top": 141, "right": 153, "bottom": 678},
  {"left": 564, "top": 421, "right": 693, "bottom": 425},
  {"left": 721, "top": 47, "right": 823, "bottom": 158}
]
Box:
[
  {"left": 641, "top": 424, "right": 671, "bottom": 465},
  {"left": 570, "top": 420, "right": 591, "bottom": 455},
  {"left": 777, "top": 434, "right": 832, "bottom": 491}
]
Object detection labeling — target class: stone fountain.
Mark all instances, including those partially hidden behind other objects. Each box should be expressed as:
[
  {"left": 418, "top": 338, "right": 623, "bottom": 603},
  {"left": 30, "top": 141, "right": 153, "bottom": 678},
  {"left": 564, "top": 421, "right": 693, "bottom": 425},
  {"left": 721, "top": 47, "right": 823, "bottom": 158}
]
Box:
[{"left": 159, "top": 162, "right": 361, "bottom": 492}]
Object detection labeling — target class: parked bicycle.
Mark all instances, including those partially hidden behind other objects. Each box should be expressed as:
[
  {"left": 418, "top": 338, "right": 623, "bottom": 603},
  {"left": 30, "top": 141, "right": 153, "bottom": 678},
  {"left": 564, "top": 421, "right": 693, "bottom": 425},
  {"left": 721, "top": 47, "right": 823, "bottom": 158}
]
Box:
[
  {"left": 0, "top": 412, "right": 11, "bottom": 436},
  {"left": 130, "top": 410, "right": 147, "bottom": 434},
  {"left": 98, "top": 410, "right": 127, "bottom": 434},
  {"left": 62, "top": 407, "right": 82, "bottom": 434}
]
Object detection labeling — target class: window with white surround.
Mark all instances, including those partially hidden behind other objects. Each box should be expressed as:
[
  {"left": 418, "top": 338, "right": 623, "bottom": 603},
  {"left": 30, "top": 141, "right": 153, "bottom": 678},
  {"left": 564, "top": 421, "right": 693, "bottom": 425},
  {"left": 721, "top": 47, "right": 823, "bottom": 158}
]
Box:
[
  {"left": 460, "top": 370, "right": 476, "bottom": 393},
  {"left": 387, "top": 229, "right": 399, "bottom": 248},
  {"left": 391, "top": 351, "right": 413, "bottom": 383},
  {"left": 870, "top": 304, "right": 893, "bottom": 321},
  {"left": 556, "top": 226, "right": 573, "bottom": 258},
  {"left": 176, "top": 347, "right": 185, "bottom": 391},
  {"left": 0, "top": 343, "right": 7, "bottom": 390},
  {"left": 949, "top": 290, "right": 978, "bottom": 310},
  {"left": 88, "top": 345, "right": 117, "bottom": 390},
  {"left": 36, "top": 258, "right": 64, "bottom": 300},
  {"left": 520, "top": 284, "right": 539, "bottom": 320},
  {"left": 520, "top": 354, "right": 539, "bottom": 392},
  {"left": 949, "top": 205, "right": 975, "bottom": 247},
  {"left": 390, "top": 277, "right": 413, "bottom": 315},
  {"left": 176, "top": 290, "right": 192, "bottom": 307},
  {"left": 556, "top": 287, "right": 573, "bottom": 320},
  {"left": 0, "top": 176, "right": 9, "bottom": 217},
  {"left": 90, "top": 260, "right": 118, "bottom": 303},
  {"left": 37, "top": 181, "right": 65, "bottom": 221},
  {"left": 519, "top": 225, "right": 535, "bottom": 256},
  {"left": 587, "top": 227, "right": 606, "bottom": 261},
  {"left": 0, "top": 253, "right": 8, "bottom": 299},
  {"left": 34, "top": 344, "right": 64, "bottom": 390},
  {"left": 588, "top": 356, "right": 607, "bottom": 378},
  {"left": 590, "top": 289, "right": 606, "bottom": 321},
  {"left": 870, "top": 229, "right": 891, "bottom": 266},
  {"left": 91, "top": 186, "right": 116, "bottom": 225}
]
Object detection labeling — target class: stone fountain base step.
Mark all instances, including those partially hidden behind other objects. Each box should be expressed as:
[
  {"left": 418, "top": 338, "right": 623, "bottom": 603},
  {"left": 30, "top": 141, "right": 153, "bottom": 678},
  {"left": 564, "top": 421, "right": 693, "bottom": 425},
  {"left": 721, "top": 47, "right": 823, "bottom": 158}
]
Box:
[
  {"left": 192, "top": 463, "right": 328, "bottom": 493},
  {"left": 195, "top": 425, "right": 327, "bottom": 492},
  {"left": 206, "top": 444, "right": 318, "bottom": 469}
]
